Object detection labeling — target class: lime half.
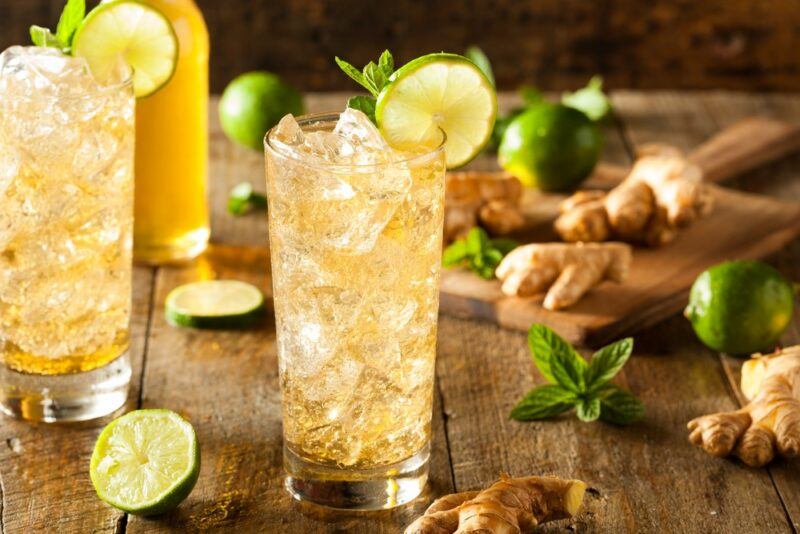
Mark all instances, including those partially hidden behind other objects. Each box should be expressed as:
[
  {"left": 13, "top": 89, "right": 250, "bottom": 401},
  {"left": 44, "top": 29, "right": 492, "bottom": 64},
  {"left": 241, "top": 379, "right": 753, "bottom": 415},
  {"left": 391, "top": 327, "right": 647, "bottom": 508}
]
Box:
[
  {"left": 376, "top": 53, "right": 497, "bottom": 169},
  {"left": 165, "top": 280, "right": 265, "bottom": 329},
  {"left": 72, "top": 0, "right": 178, "bottom": 98},
  {"left": 90, "top": 409, "right": 200, "bottom": 516}
]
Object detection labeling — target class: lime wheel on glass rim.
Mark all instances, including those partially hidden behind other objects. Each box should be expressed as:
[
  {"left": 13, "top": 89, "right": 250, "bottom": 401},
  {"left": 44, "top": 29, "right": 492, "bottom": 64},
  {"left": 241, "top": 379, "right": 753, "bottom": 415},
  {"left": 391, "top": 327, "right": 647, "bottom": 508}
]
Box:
[
  {"left": 72, "top": 0, "right": 179, "bottom": 98},
  {"left": 375, "top": 53, "right": 497, "bottom": 169}
]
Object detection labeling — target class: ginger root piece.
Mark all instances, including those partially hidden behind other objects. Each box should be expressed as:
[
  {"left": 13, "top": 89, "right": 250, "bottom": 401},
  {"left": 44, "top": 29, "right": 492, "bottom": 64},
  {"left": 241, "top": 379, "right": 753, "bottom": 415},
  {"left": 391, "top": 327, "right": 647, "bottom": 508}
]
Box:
[
  {"left": 404, "top": 475, "right": 586, "bottom": 534},
  {"left": 555, "top": 144, "right": 713, "bottom": 246},
  {"left": 445, "top": 171, "right": 525, "bottom": 243},
  {"left": 495, "top": 242, "right": 632, "bottom": 310},
  {"left": 688, "top": 345, "right": 800, "bottom": 467}
]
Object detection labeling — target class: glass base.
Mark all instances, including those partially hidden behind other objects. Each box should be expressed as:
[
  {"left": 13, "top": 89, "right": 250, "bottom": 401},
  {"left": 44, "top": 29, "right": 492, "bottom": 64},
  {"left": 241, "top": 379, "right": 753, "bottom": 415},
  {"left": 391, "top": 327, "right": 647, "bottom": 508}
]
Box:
[
  {"left": 134, "top": 227, "right": 209, "bottom": 265},
  {"left": 284, "top": 442, "right": 429, "bottom": 510},
  {"left": 0, "top": 352, "right": 131, "bottom": 423}
]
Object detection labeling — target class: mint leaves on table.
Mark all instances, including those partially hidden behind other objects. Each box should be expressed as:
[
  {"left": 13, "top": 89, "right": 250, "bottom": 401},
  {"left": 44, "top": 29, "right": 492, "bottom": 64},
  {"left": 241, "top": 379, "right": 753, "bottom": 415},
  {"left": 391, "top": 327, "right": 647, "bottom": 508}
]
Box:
[
  {"left": 30, "top": 0, "right": 85, "bottom": 53},
  {"left": 335, "top": 50, "right": 395, "bottom": 123},
  {"left": 562, "top": 76, "right": 612, "bottom": 122},
  {"left": 443, "top": 227, "right": 518, "bottom": 280},
  {"left": 511, "top": 324, "right": 644, "bottom": 425},
  {"left": 228, "top": 182, "right": 267, "bottom": 216}
]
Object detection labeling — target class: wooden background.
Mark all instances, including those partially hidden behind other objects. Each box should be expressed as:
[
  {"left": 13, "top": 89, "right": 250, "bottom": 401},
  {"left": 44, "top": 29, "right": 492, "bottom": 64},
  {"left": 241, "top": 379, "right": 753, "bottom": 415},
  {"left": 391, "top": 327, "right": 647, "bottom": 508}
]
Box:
[{"left": 2, "top": 0, "right": 800, "bottom": 92}]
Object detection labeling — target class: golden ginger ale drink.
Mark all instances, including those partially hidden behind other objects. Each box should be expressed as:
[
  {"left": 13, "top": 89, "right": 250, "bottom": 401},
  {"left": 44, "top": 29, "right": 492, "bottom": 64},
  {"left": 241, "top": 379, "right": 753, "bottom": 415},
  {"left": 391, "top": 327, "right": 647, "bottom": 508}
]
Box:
[
  {"left": 265, "top": 110, "right": 446, "bottom": 509},
  {"left": 0, "top": 47, "right": 134, "bottom": 422}
]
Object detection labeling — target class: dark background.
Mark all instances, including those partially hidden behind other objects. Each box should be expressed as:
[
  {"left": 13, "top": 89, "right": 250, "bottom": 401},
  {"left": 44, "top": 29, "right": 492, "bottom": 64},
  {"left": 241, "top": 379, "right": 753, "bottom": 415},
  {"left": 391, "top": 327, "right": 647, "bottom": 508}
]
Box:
[{"left": 3, "top": 0, "right": 799, "bottom": 93}]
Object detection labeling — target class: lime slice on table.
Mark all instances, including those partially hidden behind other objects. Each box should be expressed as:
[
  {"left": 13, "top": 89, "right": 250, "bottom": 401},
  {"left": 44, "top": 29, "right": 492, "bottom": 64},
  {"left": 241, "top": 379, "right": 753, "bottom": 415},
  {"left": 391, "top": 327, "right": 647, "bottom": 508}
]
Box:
[
  {"left": 90, "top": 409, "right": 200, "bottom": 516},
  {"left": 165, "top": 280, "right": 265, "bottom": 329},
  {"left": 72, "top": 0, "right": 178, "bottom": 98},
  {"left": 375, "top": 53, "right": 497, "bottom": 169}
]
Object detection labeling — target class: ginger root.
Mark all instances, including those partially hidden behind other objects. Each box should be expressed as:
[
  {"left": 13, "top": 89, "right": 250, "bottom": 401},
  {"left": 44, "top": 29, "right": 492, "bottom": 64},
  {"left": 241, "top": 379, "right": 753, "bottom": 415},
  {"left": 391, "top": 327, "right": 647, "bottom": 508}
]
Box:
[
  {"left": 688, "top": 345, "right": 800, "bottom": 467},
  {"left": 445, "top": 171, "right": 525, "bottom": 243},
  {"left": 405, "top": 475, "right": 586, "bottom": 534},
  {"left": 496, "top": 242, "right": 632, "bottom": 310},
  {"left": 555, "top": 145, "right": 713, "bottom": 246}
]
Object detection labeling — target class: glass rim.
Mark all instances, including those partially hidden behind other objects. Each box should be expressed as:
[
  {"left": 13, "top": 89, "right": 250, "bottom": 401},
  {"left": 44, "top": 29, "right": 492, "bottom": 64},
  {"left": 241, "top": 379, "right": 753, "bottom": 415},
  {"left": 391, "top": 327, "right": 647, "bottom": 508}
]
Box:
[
  {"left": 2, "top": 68, "right": 134, "bottom": 102},
  {"left": 264, "top": 111, "right": 447, "bottom": 171}
]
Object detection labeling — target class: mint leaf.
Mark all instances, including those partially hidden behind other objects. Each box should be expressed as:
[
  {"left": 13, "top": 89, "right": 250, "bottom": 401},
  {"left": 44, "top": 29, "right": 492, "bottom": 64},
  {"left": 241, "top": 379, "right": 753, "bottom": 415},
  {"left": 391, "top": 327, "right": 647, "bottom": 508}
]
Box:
[
  {"left": 442, "top": 239, "right": 468, "bottom": 267},
  {"left": 510, "top": 385, "right": 577, "bottom": 421},
  {"left": 549, "top": 342, "right": 587, "bottom": 393},
  {"left": 335, "top": 56, "right": 376, "bottom": 96},
  {"left": 465, "top": 226, "right": 489, "bottom": 256},
  {"left": 465, "top": 46, "right": 494, "bottom": 87},
  {"left": 347, "top": 95, "right": 377, "bottom": 123},
  {"left": 442, "top": 227, "right": 517, "bottom": 280},
  {"left": 363, "top": 62, "right": 388, "bottom": 95},
  {"left": 527, "top": 324, "right": 584, "bottom": 385},
  {"left": 378, "top": 50, "right": 394, "bottom": 78},
  {"left": 491, "top": 238, "right": 519, "bottom": 256},
  {"left": 30, "top": 25, "right": 63, "bottom": 49},
  {"left": 55, "top": 0, "right": 85, "bottom": 50},
  {"left": 585, "top": 337, "right": 633, "bottom": 392},
  {"left": 562, "top": 76, "right": 612, "bottom": 122},
  {"left": 576, "top": 397, "right": 601, "bottom": 422},
  {"left": 228, "top": 182, "right": 267, "bottom": 216},
  {"left": 599, "top": 385, "right": 644, "bottom": 425}
]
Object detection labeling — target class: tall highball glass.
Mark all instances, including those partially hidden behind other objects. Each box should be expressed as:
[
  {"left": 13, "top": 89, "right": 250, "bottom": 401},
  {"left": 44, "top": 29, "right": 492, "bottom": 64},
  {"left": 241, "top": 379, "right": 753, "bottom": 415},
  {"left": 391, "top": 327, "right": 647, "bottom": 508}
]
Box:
[
  {"left": 265, "top": 111, "right": 446, "bottom": 509},
  {"left": 0, "top": 47, "right": 134, "bottom": 422}
]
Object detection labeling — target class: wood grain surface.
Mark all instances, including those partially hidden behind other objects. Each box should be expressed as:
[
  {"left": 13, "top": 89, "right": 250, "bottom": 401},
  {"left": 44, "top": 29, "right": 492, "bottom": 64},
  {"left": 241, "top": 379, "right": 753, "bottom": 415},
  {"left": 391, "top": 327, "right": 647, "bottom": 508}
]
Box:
[
  {"left": 1, "top": 92, "right": 800, "bottom": 534},
  {"left": 3, "top": 0, "right": 800, "bottom": 92}
]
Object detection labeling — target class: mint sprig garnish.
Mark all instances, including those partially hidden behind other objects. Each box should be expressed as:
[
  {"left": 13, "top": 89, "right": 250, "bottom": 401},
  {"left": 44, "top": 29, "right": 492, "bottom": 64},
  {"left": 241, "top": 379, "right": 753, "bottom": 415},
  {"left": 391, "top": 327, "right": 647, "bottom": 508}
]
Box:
[
  {"left": 443, "top": 227, "right": 518, "bottom": 280},
  {"left": 561, "top": 76, "right": 612, "bottom": 122},
  {"left": 335, "top": 50, "right": 395, "bottom": 123},
  {"left": 511, "top": 324, "right": 644, "bottom": 425},
  {"left": 30, "top": 0, "right": 85, "bottom": 53},
  {"left": 346, "top": 96, "right": 377, "bottom": 124},
  {"left": 228, "top": 182, "right": 267, "bottom": 216}
]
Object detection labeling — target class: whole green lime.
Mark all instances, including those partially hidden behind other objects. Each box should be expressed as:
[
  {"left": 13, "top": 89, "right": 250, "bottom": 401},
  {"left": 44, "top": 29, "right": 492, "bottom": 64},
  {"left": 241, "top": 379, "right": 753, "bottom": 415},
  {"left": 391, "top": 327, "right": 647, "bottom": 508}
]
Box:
[
  {"left": 685, "top": 260, "right": 795, "bottom": 355},
  {"left": 219, "top": 71, "right": 304, "bottom": 150},
  {"left": 498, "top": 103, "right": 602, "bottom": 191}
]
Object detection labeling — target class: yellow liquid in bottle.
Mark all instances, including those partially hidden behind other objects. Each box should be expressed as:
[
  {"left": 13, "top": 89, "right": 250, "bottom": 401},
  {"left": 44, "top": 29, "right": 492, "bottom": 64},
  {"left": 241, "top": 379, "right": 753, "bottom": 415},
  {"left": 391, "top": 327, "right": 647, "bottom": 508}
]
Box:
[{"left": 134, "top": 0, "right": 210, "bottom": 264}]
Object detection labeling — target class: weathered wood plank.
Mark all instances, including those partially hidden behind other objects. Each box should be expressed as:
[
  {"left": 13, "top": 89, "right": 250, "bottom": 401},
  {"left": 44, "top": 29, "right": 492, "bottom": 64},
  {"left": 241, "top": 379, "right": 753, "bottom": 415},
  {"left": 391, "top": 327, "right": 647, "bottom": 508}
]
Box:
[
  {"left": 0, "top": 267, "right": 155, "bottom": 533},
  {"left": 698, "top": 92, "right": 800, "bottom": 531},
  {"left": 436, "top": 315, "right": 793, "bottom": 533},
  {"left": 125, "top": 246, "right": 454, "bottom": 533},
  {"left": 618, "top": 90, "right": 800, "bottom": 531},
  {"left": 432, "top": 94, "right": 793, "bottom": 533}
]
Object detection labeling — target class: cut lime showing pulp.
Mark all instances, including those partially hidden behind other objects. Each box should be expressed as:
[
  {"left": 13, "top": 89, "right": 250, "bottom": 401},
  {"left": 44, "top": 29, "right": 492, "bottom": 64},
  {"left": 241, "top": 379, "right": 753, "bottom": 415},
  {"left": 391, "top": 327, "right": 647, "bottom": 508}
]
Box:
[
  {"left": 72, "top": 0, "right": 178, "bottom": 98},
  {"left": 375, "top": 53, "right": 497, "bottom": 169},
  {"left": 90, "top": 409, "right": 200, "bottom": 516},
  {"left": 165, "top": 280, "right": 265, "bottom": 329}
]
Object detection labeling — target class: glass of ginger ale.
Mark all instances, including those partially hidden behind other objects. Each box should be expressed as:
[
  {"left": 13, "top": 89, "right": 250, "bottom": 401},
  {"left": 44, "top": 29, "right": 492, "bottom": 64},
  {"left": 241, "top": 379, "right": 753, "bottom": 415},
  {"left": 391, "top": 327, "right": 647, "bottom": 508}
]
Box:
[
  {"left": 0, "top": 46, "right": 134, "bottom": 422},
  {"left": 265, "top": 109, "right": 446, "bottom": 509}
]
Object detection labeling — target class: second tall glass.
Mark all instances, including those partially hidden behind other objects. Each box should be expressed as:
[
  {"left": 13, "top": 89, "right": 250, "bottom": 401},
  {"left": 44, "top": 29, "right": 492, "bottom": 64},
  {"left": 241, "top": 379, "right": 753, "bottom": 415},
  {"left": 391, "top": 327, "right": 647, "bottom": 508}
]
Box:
[{"left": 265, "top": 112, "right": 446, "bottom": 510}]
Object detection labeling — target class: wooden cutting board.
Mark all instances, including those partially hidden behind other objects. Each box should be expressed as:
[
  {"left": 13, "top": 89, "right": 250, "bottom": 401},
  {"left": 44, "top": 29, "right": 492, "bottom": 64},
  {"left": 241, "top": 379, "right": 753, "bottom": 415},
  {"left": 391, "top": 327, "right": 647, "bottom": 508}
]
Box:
[{"left": 439, "top": 117, "right": 800, "bottom": 346}]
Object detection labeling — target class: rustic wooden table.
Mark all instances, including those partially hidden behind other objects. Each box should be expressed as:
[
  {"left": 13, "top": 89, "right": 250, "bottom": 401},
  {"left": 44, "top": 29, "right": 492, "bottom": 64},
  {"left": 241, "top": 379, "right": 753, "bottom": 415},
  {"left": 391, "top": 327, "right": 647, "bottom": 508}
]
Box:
[{"left": 2, "top": 92, "right": 800, "bottom": 534}]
